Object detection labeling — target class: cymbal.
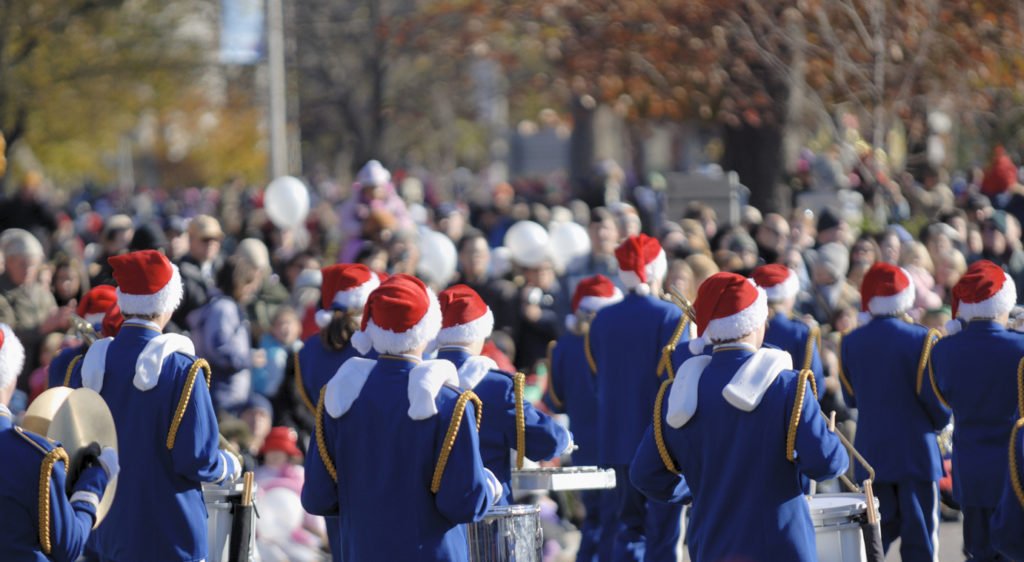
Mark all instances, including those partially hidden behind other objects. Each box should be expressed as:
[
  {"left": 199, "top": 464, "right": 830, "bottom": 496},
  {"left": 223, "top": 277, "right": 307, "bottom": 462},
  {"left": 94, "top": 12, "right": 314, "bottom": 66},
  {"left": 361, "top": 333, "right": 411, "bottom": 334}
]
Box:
[{"left": 22, "top": 387, "right": 74, "bottom": 436}]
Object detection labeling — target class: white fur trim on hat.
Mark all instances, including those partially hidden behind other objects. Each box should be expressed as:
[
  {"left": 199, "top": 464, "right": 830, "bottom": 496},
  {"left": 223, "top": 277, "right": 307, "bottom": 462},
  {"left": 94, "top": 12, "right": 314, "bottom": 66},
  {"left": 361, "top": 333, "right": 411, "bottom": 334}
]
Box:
[
  {"left": 364, "top": 287, "right": 443, "bottom": 355},
  {"left": 436, "top": 308, "right": 494, "bottom": 346},
  {"left": 325, "top": 357, "right": 377, "bottom": 418},
  {"left": 134, "top": 333, "right": 195, "bottom": 391},
  {"left": 867, "top": 271, "right": 915, "bottom": 317},
  {"left": 957, "top": 274, "right": 1016, "bottom": 320},
  {"left": 331, "top": 274, "right": 380, "bottom": 311},
  {"left": 763, "top": 271, "right": 800, "bottom": 303},
  {"left": 352, "top": 329, "right": 373, "bottom": 355},
  {"left": 407, "top": 359, "right": 460, "bottom": 420},
  {"left": 576, "top": 290, "right": 624, "bottom": 314},
  {"left": 703, "top": 284, "right": 769, "bottom": 343},
  {"left": 618, "top": 249, "right": 667, "bottom": 290},
  {"left": 116, "top": 264, "right": 184, "bottom": 316},
  {"left": 0, "top": 324, "right": 26, "bottom": 390},
  {"left": 315, "top": 309, "right": 335, "bottom": 329},
  {"left": 688, "top": 334, "right": 710, "bottom": 355}
]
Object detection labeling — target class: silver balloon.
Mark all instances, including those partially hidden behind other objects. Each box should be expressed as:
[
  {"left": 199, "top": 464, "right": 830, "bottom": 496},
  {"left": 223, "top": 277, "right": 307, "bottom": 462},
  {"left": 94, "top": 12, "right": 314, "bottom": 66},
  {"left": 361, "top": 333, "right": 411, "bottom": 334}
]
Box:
[
  {"left": 264, "top": 176, "right": 310, "bottom": 229},
  {"left": 504, "top": 221, "right": 550, "bottom": 268}
]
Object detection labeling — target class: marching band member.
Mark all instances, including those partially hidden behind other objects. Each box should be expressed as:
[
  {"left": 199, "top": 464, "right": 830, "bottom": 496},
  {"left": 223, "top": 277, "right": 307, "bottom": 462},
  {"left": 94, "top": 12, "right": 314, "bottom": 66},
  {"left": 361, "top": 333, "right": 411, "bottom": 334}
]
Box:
[
  {"left": 630, "top": 273, "right": 848, "bottom": 560},
  {"left": 0, "top": 322, "right": 120, "bottom": 561},
  {"left": 545, "top": 274, "right": 623, "bottom": 562},
  {"left": 302, "top": 274, "right": 500, "bottom": 560},
  {"left": 588, "top": 234, "right": 685, "bottom": 561},
  {"left": 929, "top": 260, "right": 1024, "bottom": 560},
  {"left": 991, "top": 413, "right": 1024, "bottom": 559},
  {"left": 83, "top": 250, "right": 240, "bottom": 561},
  {"left": 840, "top": 263, "right": 950, "bottom": 561},
  {"left": 436, "top": 284, "right": 571, "bottom": 505},
  {"left": 751, "top": 264, "right": 824, "bottom": 398},
  {"left": 47, "top": 284, "right": 119, "bottom": 390}
]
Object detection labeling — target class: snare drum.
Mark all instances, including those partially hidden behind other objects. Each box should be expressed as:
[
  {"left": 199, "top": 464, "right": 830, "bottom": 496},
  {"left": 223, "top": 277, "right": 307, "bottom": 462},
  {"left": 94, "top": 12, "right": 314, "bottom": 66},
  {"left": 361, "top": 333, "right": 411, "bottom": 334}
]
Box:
[
  {"left": 510, "top": 466, "right": 616, "bottom": 492},
  {"left": 203, "top": 481, "right": 256, "bottom": 562},
  {"left": 808, "top": 493, "right": 878, "bottom": 562},
  {"left": 466, "top": 504, "right": 543, "bottom": 562}
]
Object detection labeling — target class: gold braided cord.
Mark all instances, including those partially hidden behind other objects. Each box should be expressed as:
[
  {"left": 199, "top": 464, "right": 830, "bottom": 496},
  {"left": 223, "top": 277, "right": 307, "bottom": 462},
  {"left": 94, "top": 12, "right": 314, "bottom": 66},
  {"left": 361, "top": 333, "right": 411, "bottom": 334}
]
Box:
[
  {"left": 802, "top": 325, "right": 820, "bottom": 372},
  {"left": 545, "top": 341, "right": 564, "bottom": 409},
  {"left": 786, "top": 369, "right": 816, "bottom": 462},
  {"left": 63, "top": 354, "right": 83, "bottom": 387},
  {"left": 915, "top": 329, "right": 941, "bottom": 395},
  {"left": 514, "top": 372, "right": 526, "bottom": 470},
  {"left": 928, "top": 357, "right": 951, "bottom": 410},
  {"left": 38, "top": 446, "right": 69, "bottom": 555},
  {"left": 315, "top": 387, "right": 338, "bottom": 483},
  {"left": 657, "top": 315, "right": 690, "bottom": 380},
  {"left": 584, "top": 331, "right": 597, "bottom": 375},
  {"left": 1010, "top": 418, "right": 1024, "bottom": 510},
  {"left": 1017, "top": 356, "right": 1024, "bottom": 417},
  {"left": 431, "top": 389, "right": 481, "bottom": 493},
  {"left": 653, "top": 378, "right": 680, "bottom": 474},
  {"left": 837, "top": 333, "right": 854, "bottom": 397},
  {"left": 166, "top": 359, "right": 212, "bottom": 450},
  {"left": 293, "top": 350, "right": 316, "bottom": 415}
]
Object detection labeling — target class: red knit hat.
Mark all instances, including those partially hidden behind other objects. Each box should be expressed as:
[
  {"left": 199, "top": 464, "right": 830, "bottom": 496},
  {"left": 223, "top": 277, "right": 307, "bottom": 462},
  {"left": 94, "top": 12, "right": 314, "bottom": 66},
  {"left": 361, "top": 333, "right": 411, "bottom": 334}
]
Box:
[
  {"left": 688, "top": 273, "right": 768, "bottom": 354},
  {"left": 437, "top": 285, "right": 493, "bottom": 346},
  {"left": 860, "top": 262, "right": 914, "bottom": 316},
  {"left": 77, "top": 285, "right": 119, "bottom": 324},
  {"left": 0, "top": 323, "right": 25, "bottom": 391},
  {"left": 259, "top": 426, "right": 302, "bottom": 457},
  {"left": 109, "top": 250, "right": 183, "bottom": 316},
  {"left": 351, "top": 274, "right": 441, "bottom": 355},
  {"left": 751, "top": 264, "right": 799, "bottom": 303},
  {"left": 951, "top": 259, "right": 1016, "bottom": 321},
  {"left": 316, "top": 264, "right": 380, "bottom": 328},
  {"left": 615, "top": 234, "right": 667, "bottom": 295},
  {"left": 981, "top": 145, "right": 1018, "bottom": 196},
  {"left": 101, "top": 304, "right": 124, "bottom": 338}
]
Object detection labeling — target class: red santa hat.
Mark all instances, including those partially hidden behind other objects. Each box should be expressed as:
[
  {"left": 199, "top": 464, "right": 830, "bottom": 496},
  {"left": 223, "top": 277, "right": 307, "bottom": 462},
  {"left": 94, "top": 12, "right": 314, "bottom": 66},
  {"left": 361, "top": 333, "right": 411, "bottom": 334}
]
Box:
[
  {"left": 948, "top": 260, "right": 1016, "bottom": 333},
  {"left": 315, "top": 264, "right": 381, "bottom": 328},
  {"left": 77, "top": 285, "right": 119, "bottom": 325},
  {"left": 351, "top": 274, "right": 441, "bottom": 355},
  {"left": 0, "top": 323, "right": 26, "bottom": 391},
  {"left": 567, "top": 275, "right": 623, "bottom": 331},
  {"left": 436, "top": 285, "right": 494, "bottom": 346},
  {"left": 751, "top": 264, "right": 799, "bottom": 303},
  {"left": 688, "top": 272, "right": 768, "bottom": 354},
  {"left": 615, "top": 234, "right": 667, "bottom": 296},
  {"left": 109, "top": 250, "right": 183, "bottom": 316},
  {"left": 860, "top": 262, "right": 915, "bottom": 317}
]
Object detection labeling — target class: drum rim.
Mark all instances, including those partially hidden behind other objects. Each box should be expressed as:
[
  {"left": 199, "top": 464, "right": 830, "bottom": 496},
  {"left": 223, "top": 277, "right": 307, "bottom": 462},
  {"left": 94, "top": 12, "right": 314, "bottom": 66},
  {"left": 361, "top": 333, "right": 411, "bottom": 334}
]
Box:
[{"left": 484, "top": 504, "right": 541, "bottom": 516}]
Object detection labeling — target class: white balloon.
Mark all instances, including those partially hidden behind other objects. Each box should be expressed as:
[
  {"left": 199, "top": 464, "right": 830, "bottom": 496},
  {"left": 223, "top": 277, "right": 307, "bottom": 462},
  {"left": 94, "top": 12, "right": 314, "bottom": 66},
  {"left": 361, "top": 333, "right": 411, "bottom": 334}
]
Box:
[
  {"left": 548, "top": 222, "right": 591, "bottom": 272},
  {"left": 417, "top": 228, "right": 458, "bottom": 287},
  {"left": 255, "top": 487, "right": 304, "bottom": 541},
  {"left": 264, "top": 176, "right": 311, "bottom": 229},
  {"left": 504, "top": 221, "right": 550, "bottom": 268}
]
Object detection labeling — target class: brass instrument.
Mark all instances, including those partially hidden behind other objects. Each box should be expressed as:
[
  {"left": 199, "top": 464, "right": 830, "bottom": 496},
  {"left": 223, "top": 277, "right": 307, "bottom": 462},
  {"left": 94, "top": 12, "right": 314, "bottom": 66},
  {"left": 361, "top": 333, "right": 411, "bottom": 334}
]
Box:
[{"left": 68, "top": 314, "right": 100, "bottom": 345}]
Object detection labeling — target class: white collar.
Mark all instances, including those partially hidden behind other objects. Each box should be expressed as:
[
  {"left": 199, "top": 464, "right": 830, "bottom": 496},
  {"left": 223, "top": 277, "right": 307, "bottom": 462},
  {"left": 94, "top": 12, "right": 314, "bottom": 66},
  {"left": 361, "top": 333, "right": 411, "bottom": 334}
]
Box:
[
  {"left": 122, "top": 318, "right": 162, "bottom": 332},
  {"left": 713, "top": 342, "right": 757, "bottom": 353}
]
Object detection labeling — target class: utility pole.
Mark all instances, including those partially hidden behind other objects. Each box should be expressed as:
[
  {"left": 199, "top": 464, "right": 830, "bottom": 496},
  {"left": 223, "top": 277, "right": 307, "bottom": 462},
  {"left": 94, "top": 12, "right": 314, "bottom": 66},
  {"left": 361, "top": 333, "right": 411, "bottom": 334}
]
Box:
[{"left": 267, "top": 0, "right": 287, "bottom": 178}]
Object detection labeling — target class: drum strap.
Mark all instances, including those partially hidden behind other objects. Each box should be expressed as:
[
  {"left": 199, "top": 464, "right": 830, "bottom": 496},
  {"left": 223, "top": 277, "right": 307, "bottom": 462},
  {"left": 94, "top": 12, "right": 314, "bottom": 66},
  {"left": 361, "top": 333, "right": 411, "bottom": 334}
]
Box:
[
  {"left": 653, "top": 378, "right": 680, "bottom": 474},
  {"left": 1011, "top": 418, "right": 1024, "bottom": 510},
  {"left": 315, "top": 387, "right": 338, "bottom": 483},
  {"left": 431, "top": 389, "right": 483, "bottom": 493},
  {"left": 915, "top": 329, "right": 941, "bottom": 395},
  {"left": 63, "top": 354, "right": 84, "bottom": 387},
  {"left": 584, "top": 331, "right": 596, "bottom": 375},
  {"left": 786, "top": 369, "right": 818, "bottom": 463},
  {"left": 514, "top": 372, "right": 526, "bottom": 470},
  {"left": 801, "top": 325, "right": 820, "bottom": 372},
  {"left": 166, "top": 359, "right": 212, "bottom": 450},
  {"left": 293, "top": 350, "right": 316, "bottom": 415},
  {"left": 38, "top": 446, "right": 69, "bottom": 556},
  {"left": 837, "top": 332, "right": 854, "bottom": 397},
  {"left": 545, "top": 341, "right": 563, "bottom": 409}
]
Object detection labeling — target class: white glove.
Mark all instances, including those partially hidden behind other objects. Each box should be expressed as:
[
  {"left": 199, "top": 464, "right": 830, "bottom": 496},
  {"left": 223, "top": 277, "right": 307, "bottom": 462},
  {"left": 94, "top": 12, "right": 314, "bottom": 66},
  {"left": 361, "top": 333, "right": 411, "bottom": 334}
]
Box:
[
  {"left": 483, "top": 468, "right": 503, "bottom": 505},
  {"left": 561, "top": 429, "right": 576, "bottom": 456},
  {"left": 97, "top": 447, "right": 120, "bottom": 481},
  {"left": 219, "top": 450, "right": 242, "bottom": 484}
]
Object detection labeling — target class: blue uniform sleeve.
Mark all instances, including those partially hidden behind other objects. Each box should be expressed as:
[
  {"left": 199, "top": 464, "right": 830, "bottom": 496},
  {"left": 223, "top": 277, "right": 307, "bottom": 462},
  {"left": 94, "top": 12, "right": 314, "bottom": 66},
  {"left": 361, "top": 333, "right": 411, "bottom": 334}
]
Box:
[
  {"left": 629, "top": 425, "right": 692, "bottom": 505},
  {"left": 992, "top": 423, "right": 1024, "bottom": 559},
  {"left": 47, "top": 461, "right": 104, "bottom": 562},
  {"left": 789, "top": 377, "right": 849, "bottom": 481},
  {"left": 301, "top": 409, "right": 340, "bottom": 517},
  {"left": 506, "top": 381, "right": 570, "bottom": 462},
  {"left": 168, "top": 358, "right": 229, "bottom": 483},
  {"left": 434, "top": 400, "right": 494, "bottom": 524},
  {"left": 47, "top": 347, "right": 81, "bottom": 389},
  {"left": 838, "top": 336, "right": 856, "bottom": 408},
  {"left": 916, "top": 353, "right": 951, "bottom": 431}
]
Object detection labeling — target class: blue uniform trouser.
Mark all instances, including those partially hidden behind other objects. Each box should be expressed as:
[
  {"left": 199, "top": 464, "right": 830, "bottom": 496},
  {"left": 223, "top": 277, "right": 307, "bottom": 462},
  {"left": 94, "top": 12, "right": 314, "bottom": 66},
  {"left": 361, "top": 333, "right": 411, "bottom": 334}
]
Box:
[
  {"left": 576, "top": 489, "right": 605, "bottom": 562},
  {"left": 606, "top": 464, "right": 682, "bottom": 562},
  {"left": 963, "top": 505, "right": 1003, "bottom": 561},
  {"left": 876, "top": 480, "right": 939, "bottom": 562},
  {"left": 326, "top": 515, "right": 342, "bottom": 561}
]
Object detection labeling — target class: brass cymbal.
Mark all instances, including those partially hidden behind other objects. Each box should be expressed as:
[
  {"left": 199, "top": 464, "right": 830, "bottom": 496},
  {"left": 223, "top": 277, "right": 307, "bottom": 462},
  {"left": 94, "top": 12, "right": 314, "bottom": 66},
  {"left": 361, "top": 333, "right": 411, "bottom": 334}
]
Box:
[{"left": 22, "top": 387, "right": 74, "bottom": 436}]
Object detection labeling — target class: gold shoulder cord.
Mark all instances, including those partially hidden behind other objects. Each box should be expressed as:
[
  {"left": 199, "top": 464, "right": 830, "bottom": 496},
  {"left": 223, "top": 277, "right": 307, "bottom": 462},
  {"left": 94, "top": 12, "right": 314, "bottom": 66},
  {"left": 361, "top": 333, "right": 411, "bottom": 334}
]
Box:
[
  {"left": 927, "top": 350, "right": 951, "bottom": 410},
  {"left": 657, "top": 315, "right": 690, "bottom": 381},
  {"left": 430, "top": 389, "right": 482, "bottom": 493},
  {"left": 38, "top": 446, "right": 70, "bottom": 555},
  {"left": 802, "top": 325, "right": 820, "bottom": 372},
  {"left": 915, "top": 329, "right": 942, "bottom": 394},
  {"left": 1010, "top": 418, "right": 1024, "bottom": 510},
  {"left": 584, "top": 331, "right": 597, "bottom": 375},
  {"left": 315, "top": 387, "right": 338, "bottom": 483},
  {"left": 166, "top": 359, "right": 212, "bottom": 450},
  {"left": 786, "top": 369, "right": 818, "bottom": 462},
  {"left": 653, "top": 378, "right": 680, "bottom": 474},
  {"left": 293, "top": 350, "right": 316, "bottom": 415},
  {"left": 1017, "top": 356, "right": 1024, "bottom": 416},
  {"left": 514, "top": 372, "right": 526, "bottom": 470},
  {"left": 545, "top": 340, "right": 563, "bottom": 409},
  {"left": 837, "top": 332, "right": 854, "bottom": 397},
  {"left": 63, "top": 354, "right": 84, "bottom": 387}
]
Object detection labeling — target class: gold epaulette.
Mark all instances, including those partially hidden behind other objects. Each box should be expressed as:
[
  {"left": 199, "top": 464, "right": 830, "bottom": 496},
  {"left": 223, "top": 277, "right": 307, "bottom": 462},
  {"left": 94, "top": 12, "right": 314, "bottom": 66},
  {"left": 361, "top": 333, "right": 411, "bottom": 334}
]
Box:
[
  {"left": 802, "top": 325, "right": 820, "bottom": 372},
  {"left": 786, "top": 369, "right": 818, "bottom": 462},
  {"left": 653, "top": 378, "right": 680, "bottom": 474},
  {"left": 315, "top": 387, "right": 338, "bottom": 483},
  {"left": 584, "top": 330, "right": 597, "bottom": 375},
  {"left": 514, "top": 372, "right": 526, "bottom": 470},
  {"left": 293, "top": 350, "right": 316, "bottom": 415},
  {"left": 545, "top": 340, "right": 563, "bottom": 409},
  {"left": 1010, "top": 418, "right": 1024, "bottom": 510},
  {"left": 63, "top": 354, "right": 84, "bottom": 388},
  {"left": 837, "top": 331, "right": 854, "bottom": 397},
  {"left": 916, "top": 329, "right": 942, "bottom": 395},
  {"left": 166, "top": 358, "right": 212, "bottom": 450},
  {"left": 38, "top": 445, "right": 70, "bottom": 555},
  {"left": 430, "top": 389, "right": 483, "bottom": 493}
]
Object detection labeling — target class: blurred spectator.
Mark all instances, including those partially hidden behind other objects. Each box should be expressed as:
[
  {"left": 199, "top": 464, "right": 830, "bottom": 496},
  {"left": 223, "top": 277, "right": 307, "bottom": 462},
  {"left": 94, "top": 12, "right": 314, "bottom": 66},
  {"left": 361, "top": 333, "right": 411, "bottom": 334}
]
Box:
[
  {"left": 50, "top": 253, "right": 89, "bottom": 308},
  {"left": 516, "top": 258, "right": 568, "bottom": 371},
  {"left": 238, "top": 394, "right": 274, "bottom": 457},
  {"left": 337, "top": 160, "right": 413, "bottom": 262},
  {"left": 564, "top": 207, "right": 622, "bottom": 294},
  {"left": 755, "top": 213, "right": 790, "bottom": 264},
  {"left": 0, "top": 171, "right": 57, "bottom": 248},
  {"left": 89, "top": 214, "right": 134, "bottom": 286},
  {"left": 685, "top": 253, "right": 719, "bottom": 289},
  {"left": 174, "top": 214, "right": 225, "bottom": 331},
  {"left": 933, "top": 248, "right": 967, "bottom": 304},
  {"left": 235, "top": 237, "right": 290, "bottom": 342},
  {"left": 252, "top": 306, "right": 303, "bottom": 399},
  {"left": 900, "top": 241, "right": 943, "bottom": 318},
  {"left": 664, "top": 258, "right": 696, "bottom": 302},
  {"left": 814, "top": 207, "right": 848, "bottom": 247},
  {"left": 980, "top": 210, "right": 1024, "bottom": 302},
  {"left": 450, "top": 230, "right": 519, "bottom": 335},
  {"left": 847, "top": 234, "right": 880, "bottom": 289},
  {"left": 799, "top": 242, "right": 859, "bottom": 325},
  {"left": 684, "top": 201, "right": 718, "bottom": 242},
  {"left": 27, "top": 332, "right": 64, "bottom": 402},
  {"left": 128, "top": 222, "right": 169, "bottom": 254},
  {"left": 679, "top": 219, "right": 711, "bottom": 257},
  {"left": 878, "top": 227, "right": 903, "bottom": 265},
  {"left": 904, "top": 167, "right": 954, "bottom": 219}
]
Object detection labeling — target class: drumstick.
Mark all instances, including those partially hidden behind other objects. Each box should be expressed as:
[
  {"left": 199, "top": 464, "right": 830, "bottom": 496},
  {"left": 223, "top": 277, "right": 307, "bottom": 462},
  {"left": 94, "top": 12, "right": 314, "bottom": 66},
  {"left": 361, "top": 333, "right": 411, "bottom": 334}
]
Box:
[
  {"left": 863, "top": 479, "right": 878, "bottom": 524},
  {"left": 828, "top": 411, "right": 836, "bottom": 433},
  {"left": 241, "top": 471, "right": 254, "bottom": 506}
]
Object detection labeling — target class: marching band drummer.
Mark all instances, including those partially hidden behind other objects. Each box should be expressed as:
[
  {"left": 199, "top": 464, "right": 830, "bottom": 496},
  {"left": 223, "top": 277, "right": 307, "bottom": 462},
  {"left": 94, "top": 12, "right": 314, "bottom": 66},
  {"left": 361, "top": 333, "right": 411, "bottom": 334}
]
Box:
[
  {"left": 588, "top": 234, "right": 685, "bottom": 561},
  {"left": 47, "top": 284, "right": 119, "bottom": 390},
  {"left": 630, "top": 273, "right": 848, "bottom": 560},
  {"left": 839, "top": 263, "right": 950, "bottom": 561},
  {"left": 544, "top": 274, "right": 623, "bottom": 562},
  {"left": 302, "top": 274, "right": 501, "bottom": 561},
  {"left": 0, "top": 322, "right": 120, "bottom": 561},
  {"left": 82, "top": 250, "right": 241, "bottom": 561},
  {"left": 435, "top": 284, "right": 571, "bottom": 505},
  {"left": 930, "top": 260, "right": 1024, "bottom": 560}
]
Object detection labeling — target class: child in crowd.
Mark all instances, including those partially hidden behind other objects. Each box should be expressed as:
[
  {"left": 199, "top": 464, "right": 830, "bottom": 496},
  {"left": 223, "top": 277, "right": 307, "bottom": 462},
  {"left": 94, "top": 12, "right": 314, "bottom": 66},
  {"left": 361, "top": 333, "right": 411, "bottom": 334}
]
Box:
[
  {"left": 27, "top": 332, "right": 64, "bottom": 401},
  {"left": 253, "top": 306, "right": 304, "bottom": 398}
]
